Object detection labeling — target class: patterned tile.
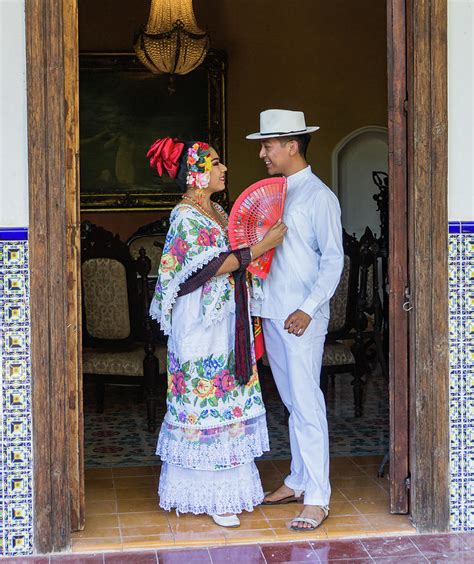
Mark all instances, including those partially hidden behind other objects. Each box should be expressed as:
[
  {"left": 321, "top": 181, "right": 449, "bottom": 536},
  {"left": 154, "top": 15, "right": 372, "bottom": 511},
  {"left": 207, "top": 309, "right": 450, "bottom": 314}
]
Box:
[
  {"left": 0, "top": 231, "right": 33, "bottom": 556},
  {"left": 0, "top": 221, "right": 471, "bottom": 557},
  {"left": 449, "top": 222, "right": 474, "bottom": 532}
]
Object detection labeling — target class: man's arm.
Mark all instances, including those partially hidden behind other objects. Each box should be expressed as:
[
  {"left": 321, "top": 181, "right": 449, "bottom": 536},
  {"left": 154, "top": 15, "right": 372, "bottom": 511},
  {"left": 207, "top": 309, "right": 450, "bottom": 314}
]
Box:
[
  {"left": 299, "top": 189, "right": 344, "bottom": 317},
  {"left": 285, "top": 189, "right": 344, "bottom": 336}
]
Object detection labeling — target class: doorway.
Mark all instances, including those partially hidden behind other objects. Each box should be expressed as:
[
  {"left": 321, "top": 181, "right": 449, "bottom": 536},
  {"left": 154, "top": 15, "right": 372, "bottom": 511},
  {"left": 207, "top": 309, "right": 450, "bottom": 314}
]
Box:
[{"left": 26, "top": 0, "right": 449, "bottom": 554}]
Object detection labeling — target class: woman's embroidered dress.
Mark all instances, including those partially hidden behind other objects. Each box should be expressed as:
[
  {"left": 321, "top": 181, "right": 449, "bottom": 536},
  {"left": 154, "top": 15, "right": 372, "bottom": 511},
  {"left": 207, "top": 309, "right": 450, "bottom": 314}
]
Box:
[{"left": 150, "top": 203, "right": 268, "bottom": 515}]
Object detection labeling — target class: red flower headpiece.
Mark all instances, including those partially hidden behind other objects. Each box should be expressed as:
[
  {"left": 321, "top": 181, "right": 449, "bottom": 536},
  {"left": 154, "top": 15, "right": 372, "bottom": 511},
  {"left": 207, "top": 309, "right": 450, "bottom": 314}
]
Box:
[{"left": 147, "top": 137, "right": 185, "bottom": 179}]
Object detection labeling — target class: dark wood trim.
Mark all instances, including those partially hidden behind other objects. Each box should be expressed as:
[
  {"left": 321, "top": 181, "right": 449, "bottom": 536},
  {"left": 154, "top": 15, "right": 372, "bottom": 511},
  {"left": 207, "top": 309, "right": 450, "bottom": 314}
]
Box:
[
  {"left": 26, "top": 0, "right": 80, "bottom": 552},
  {"left": 63, "top": 0, "right": 84, "bottom": 533},
  {"left": 387, "top": 0, "right": 410, "bottom": 514},
  {"left": 408, "top": 0, "right": 450, "bottom": 532}
]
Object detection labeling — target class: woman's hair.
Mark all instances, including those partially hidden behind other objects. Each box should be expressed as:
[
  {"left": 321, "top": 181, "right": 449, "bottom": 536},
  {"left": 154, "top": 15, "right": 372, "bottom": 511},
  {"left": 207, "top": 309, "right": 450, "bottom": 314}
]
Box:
[{"left": 147, "top": 137, "right": 211, "bottom": 192}]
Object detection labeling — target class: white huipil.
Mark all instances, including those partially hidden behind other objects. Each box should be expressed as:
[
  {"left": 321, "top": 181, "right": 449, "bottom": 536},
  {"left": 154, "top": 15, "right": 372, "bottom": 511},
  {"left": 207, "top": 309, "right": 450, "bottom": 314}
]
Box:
[
  {"left": 253, "top": 165, "right": 344, "bottom": 506},
  {"left": 150, "top": 203, "right": 269, "bottom": 516}
]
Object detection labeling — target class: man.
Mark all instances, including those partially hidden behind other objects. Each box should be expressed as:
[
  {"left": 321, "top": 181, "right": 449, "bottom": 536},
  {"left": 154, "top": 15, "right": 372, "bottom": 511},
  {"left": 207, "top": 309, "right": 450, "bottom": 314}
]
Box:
[{"left": 247, "top": 109, "right": 344, "bottom": 530}]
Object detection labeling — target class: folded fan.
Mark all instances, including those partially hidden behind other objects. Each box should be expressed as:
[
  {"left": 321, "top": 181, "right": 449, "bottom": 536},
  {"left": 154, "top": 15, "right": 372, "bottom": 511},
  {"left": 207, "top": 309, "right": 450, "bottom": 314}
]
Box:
[{"left": 228, "top": 177, "right": 287, "bottom": 279}]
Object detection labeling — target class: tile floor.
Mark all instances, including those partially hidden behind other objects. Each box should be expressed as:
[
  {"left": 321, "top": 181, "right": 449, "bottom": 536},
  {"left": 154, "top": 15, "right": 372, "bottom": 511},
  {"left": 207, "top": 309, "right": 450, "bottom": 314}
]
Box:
[
  {"left": 71, "top": 455, "right": 414, "bottom": 553},
  {"left": 6, "top": 534, "right": 474, "bottom": 562}
]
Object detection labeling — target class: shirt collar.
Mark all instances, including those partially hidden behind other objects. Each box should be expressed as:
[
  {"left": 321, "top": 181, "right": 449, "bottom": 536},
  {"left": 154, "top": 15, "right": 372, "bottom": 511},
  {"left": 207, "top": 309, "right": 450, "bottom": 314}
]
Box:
[{"left": 286, "top": 165, "right": 312, "bottom": 189}]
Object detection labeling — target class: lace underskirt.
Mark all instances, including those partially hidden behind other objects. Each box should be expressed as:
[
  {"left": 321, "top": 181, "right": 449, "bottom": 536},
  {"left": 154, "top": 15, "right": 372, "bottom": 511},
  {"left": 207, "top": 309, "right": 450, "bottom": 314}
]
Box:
[
  {"left": 156, "top": 413, "right": 269, "bottom": 471},
  {"left": 158, "top": 461, "right": 264, "bottom": 515}
]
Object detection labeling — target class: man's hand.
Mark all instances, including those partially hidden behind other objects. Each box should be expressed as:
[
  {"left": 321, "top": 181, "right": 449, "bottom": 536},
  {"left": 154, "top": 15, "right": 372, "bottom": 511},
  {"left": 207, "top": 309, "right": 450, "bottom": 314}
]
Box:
[{"left": 284, "top": 309, "right": 312, "bottom": 336}]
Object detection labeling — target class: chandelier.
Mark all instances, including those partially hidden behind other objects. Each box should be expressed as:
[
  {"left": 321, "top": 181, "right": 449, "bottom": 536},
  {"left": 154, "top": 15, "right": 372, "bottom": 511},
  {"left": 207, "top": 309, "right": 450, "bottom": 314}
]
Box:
[{"left": 134, "top": 0, "right": 210, "bottom": 76}]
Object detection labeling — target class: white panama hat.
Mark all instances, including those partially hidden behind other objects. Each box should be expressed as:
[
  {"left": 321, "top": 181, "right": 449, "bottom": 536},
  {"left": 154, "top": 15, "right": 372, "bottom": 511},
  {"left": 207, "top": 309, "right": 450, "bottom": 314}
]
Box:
[{"left": 246, "top": 109, "right": 320, "bottom": 140}]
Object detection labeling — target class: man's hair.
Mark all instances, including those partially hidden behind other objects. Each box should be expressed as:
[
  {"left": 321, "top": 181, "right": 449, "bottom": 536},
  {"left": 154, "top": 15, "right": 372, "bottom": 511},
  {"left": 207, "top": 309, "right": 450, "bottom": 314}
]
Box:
[{"left": 279, "top": 133, "right": 311, "bottom": 158}]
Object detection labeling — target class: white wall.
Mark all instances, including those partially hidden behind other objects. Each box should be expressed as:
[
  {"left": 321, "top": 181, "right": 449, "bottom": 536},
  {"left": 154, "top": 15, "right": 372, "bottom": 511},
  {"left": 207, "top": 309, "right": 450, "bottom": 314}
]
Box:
[
  {"left": 0, "top": 0, "right": 28, "bottom": 228},
  {"left": 448, "top": 0, "right": 474, "bottom": 221},
  {"left": 333, "top": 127, "right": 388, "bottom": 238}
]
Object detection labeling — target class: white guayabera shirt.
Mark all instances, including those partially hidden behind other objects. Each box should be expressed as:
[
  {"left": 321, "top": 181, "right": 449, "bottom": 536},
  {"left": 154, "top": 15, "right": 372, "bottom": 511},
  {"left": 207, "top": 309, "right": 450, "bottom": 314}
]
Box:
[{"left": 255, "top": 166, "right": 344, "bottom": 336}]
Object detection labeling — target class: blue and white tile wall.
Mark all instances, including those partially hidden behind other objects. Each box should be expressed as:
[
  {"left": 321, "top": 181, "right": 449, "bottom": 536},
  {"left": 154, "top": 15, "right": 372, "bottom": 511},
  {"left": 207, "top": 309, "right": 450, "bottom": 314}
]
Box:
[
  {"left": 0, "top": 228, "right": 33, "bottom": 555},
  {"left": 449, "top": 221, "right": 474, "bottom": 531},
  {"left": 0, "top": 219, "right": 472, "bottom": 555}
]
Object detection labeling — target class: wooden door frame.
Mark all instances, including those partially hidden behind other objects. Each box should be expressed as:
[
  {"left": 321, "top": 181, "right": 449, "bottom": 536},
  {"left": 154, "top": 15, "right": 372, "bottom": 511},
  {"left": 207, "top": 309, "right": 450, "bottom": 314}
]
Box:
[
  {"left": 25, "top": 0, "right": 449, "bottom": 553},
  {"left": 26, "top": 0, "right": 83, "bottom": 553}
]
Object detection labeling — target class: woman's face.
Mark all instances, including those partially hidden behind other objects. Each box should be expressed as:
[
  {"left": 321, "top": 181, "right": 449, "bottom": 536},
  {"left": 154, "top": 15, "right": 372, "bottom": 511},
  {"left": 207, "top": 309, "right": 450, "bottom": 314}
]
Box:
[{"left": 206, "top": 147, "right": 227, "bottom": 193}]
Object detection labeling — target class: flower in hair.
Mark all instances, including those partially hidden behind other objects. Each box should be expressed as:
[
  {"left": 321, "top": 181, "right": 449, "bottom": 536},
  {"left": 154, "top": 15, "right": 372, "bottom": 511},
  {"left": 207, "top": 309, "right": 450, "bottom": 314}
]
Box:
[
  {"left": 147, "top": 137, "right": 184, "bottom": 179},
  {"left": 186, "top": 142, "right": 211, "bottom": 189}
]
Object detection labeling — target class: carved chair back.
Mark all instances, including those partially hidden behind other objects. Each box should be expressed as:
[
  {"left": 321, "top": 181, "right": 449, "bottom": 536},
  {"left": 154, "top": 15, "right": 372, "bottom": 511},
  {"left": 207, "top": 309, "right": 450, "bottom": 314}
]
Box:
[
  {"left": 81, "top": 222, "right": 141, "bottom": 349},
  {"left": 358, "top": 227, "right": 385, "bottom": 329},
  {"left": 126, "top": 216, "right": 170, "bottom": 278},
  {"left": 327, "top": 229, "right": 360, "bottom": 339}
]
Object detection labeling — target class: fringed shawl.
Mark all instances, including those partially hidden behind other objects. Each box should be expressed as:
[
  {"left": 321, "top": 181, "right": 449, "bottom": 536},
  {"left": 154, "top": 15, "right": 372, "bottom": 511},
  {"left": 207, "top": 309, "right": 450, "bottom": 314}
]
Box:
[{"left": 150, "top": 203, "right": 235, "bottom": 336}]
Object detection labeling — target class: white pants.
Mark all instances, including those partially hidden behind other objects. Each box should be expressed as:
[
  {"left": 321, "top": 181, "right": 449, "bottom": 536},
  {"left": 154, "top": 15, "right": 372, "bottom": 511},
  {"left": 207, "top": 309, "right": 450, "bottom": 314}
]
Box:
[{"left": 263, "top": 318, "right": 330, "bottom": 506}]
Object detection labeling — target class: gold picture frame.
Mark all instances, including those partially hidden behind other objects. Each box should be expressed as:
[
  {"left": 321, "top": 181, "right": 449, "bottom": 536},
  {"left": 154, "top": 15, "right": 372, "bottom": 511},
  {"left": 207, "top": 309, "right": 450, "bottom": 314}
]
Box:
[{"left": 79, "top": 50, "right": 227, "bottom": 211}]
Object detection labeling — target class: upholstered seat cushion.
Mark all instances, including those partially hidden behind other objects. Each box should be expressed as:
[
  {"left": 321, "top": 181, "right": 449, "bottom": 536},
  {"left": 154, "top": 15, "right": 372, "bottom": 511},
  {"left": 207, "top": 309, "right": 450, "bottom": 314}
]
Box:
[
  {"left": 323, "top": 343, "right": 355, "bottom": 366},
  {"left": 83, "top": 344, "right": 167, "bottom": 376}
]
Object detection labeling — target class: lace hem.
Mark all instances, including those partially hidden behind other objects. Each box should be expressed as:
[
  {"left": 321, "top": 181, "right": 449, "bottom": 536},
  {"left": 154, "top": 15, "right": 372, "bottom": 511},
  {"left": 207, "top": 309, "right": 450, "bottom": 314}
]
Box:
[
  {"left": 156, "top": 413, "right": 269, "bottom": 471},
  {"left": 158, "top": 461, "right": 264, "bottom": 515}
]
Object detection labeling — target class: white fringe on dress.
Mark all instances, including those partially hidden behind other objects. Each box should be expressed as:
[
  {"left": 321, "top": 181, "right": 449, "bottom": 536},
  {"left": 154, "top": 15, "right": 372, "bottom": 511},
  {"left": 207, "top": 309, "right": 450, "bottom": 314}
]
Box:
[
  {"left": 158, "top": 460, "right": 265, "bottom": 515},
  {"left": 156, "top": 414, "right": 269, "bottom": 471}
]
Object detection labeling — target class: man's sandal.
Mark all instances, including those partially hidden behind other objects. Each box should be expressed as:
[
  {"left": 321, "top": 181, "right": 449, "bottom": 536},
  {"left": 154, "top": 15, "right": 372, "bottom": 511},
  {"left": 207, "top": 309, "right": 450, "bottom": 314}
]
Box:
[
  {"left": 289, "top": 505, "right": 329, "bottom": 531},
  {"left": 261, "top": 489, "right": 304, "bottom": 505}
]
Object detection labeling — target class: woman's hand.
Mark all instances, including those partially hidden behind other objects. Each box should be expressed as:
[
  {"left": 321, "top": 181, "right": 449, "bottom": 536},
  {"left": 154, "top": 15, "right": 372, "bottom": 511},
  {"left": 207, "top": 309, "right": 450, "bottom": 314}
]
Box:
[
  {"left": 262, "top": 220, "right": 288, "bottom": 250},
  {"left": 251, "top": 220, "right": 287, "bottom": 259}
]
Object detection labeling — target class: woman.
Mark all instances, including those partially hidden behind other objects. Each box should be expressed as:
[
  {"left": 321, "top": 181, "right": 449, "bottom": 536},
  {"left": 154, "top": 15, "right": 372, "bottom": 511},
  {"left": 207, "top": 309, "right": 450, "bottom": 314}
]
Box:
[{"left": 148, "top": 137, "right": 286, "bottom": 527}]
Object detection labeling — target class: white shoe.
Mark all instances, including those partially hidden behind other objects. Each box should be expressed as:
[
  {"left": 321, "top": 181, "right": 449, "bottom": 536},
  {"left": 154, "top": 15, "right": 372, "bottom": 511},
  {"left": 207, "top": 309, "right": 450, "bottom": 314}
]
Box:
[{"left": 211, "top": 513, "right": 240, "bottom": 528}]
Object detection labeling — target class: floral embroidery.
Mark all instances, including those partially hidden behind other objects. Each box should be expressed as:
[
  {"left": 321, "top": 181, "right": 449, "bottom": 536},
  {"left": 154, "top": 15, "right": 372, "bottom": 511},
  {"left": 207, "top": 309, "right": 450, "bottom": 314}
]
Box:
[
  {"left": 194, "top": 379, "right": 215, "bottom": 398},
  {"left": 166, "top": 349, "right": 264, "bottom": 427},
  {"left": 197, "top": 227, "right": 220, "bottom": 247},
  {"left": 149, "top": 204, "right": 233, "bottom": 335},
  {"left": 170, "top": 237, "right": 190, "bottom": 264},
  {"left": 170, "top": 370, "right": 187, "bottom": 399},
  {"left": 150, "top": 203, "right": 266, "bottom": 433},
  {"left": 160, "top": 253, "right": 178, "bottom": 273}
]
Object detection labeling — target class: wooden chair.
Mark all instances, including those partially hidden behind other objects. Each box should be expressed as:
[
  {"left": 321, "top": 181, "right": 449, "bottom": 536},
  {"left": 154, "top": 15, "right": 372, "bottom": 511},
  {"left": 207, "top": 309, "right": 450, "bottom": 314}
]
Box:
[
  {"left": 358, "top": 226, "right": 388, "bottom": 381},
  {"left": 81, "top": 222, "right": 166, "bottom": 432},
  {"left": 321, "top": 229, "right": 369, "bottom": 416},
  {"left": 126, "top": 216, "right": 170, "bottom": 280},
  {"left": 126, "top": 217, "right": 170, "bottom": 345}
]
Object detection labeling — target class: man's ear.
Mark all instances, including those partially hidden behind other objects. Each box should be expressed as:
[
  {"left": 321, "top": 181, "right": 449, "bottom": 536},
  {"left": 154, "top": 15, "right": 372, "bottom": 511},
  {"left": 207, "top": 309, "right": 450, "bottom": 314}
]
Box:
[{"left": 288, "top": 139, "right": 298, "bottom": 156}]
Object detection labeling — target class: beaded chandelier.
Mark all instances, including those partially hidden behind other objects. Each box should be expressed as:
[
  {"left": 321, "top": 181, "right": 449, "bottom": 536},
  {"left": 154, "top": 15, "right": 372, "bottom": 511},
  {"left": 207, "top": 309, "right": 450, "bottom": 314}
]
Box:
[{"left": 134, "top": 0, "right": 210, "bottom": 75}]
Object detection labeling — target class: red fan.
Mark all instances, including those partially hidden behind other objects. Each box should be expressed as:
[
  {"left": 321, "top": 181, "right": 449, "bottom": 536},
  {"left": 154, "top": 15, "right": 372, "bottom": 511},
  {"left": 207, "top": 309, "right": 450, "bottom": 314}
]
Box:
[{"left": 228, "top": 177, "right": 287, "bottom": 279}]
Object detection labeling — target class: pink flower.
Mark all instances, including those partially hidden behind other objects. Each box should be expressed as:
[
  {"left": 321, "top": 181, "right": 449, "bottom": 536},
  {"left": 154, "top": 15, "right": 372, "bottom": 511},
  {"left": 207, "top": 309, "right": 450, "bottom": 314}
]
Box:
[
  {"left": 232, "top": 406, "right": 243, "bottom": 418},
  {"left": 197, "top": 227, "right": 219, "bottom": 247},
  {"left": 213, "top": 369, "right": 235, "bottom": 396},
  {"left": 220, "top": 370, "right": 235, "bottom": 392},
  {"left": 197, "top": 229, "right": 212, "bottom": 246},
  {"left": 170, "top": 237, "right": 189, "bottom": 264},
  {"left": 171, "top": 371, "right": 186, "bottom": 396}
]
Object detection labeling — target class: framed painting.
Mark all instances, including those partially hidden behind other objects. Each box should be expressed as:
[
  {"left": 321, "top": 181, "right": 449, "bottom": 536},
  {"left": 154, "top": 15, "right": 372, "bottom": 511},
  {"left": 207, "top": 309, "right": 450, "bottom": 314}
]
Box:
[{"left": 79, "top": 50, "right": 227, "bottom": 211}]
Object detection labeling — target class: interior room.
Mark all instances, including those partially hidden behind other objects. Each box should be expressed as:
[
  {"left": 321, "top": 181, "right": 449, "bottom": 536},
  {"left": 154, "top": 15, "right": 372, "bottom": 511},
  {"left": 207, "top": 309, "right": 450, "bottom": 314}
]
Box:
[{"left": 74, "top": 0, "right": 413, "bottom": 551}]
